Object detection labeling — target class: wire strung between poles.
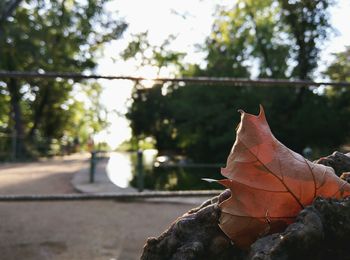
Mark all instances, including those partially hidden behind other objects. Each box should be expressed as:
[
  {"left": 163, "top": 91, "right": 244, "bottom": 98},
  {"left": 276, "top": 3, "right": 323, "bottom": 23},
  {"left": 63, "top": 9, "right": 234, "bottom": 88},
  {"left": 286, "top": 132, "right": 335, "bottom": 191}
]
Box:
[
  {"left": 0, "top": 70, "right": 349, "bottom": 87},
  {"left": 0, "top": 190, "right": 223, "bottom": 202}
]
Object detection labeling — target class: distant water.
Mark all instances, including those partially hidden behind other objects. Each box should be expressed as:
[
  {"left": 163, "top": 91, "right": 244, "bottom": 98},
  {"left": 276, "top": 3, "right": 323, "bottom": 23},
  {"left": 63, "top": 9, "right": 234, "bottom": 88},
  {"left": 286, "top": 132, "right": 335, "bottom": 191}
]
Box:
[
  {"left": 106, "top": 152, "right": 133, "bottom": 188},
  {"left": 106, "top": 150, "right": 157, "bottom": 188},
  {"left": 106, "top": 150, "right": 222, "bottom": 190}
]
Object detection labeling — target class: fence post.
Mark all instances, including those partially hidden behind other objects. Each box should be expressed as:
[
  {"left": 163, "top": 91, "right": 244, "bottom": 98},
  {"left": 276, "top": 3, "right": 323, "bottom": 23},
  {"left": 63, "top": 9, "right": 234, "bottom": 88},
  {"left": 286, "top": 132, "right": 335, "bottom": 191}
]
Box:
[
  {"left": 11, "top": 129, "right": 16, "bottom": 161},
  {"left": 90, "top": 151, "right": 97, "bottom": 183},
  {"left": 137, "top": 149, "right": 144, "bottom": 192}
]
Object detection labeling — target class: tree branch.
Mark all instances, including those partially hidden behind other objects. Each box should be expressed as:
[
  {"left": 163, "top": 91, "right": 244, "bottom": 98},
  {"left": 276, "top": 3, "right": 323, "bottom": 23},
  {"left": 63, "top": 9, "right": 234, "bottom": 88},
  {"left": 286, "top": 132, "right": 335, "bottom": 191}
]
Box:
[{"left": 0, "top": 0, "right": 23, "bottom": 40}]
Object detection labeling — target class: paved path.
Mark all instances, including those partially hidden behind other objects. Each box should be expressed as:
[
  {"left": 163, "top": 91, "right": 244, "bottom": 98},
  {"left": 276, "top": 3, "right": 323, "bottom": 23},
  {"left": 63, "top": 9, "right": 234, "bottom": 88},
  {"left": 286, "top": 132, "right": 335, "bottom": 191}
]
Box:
[
  {"left": 0, "top": 154, "right": 198, "bottom": 260},
  {"left": 0, "top": 153, "right": 88, "bottom": 195},
  {"left": 72, "top": 155, "right": 137, "bottom": 194},
  {"left": 0, "top": 200, "right": 193, "bottom": 260}
]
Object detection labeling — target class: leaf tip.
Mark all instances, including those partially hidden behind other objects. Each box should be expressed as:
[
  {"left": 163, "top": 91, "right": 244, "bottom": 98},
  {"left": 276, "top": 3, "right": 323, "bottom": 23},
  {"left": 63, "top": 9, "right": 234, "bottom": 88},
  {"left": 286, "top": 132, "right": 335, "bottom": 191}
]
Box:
[{"left": 258, "top": 104, "right": 265, "bottom": 118}]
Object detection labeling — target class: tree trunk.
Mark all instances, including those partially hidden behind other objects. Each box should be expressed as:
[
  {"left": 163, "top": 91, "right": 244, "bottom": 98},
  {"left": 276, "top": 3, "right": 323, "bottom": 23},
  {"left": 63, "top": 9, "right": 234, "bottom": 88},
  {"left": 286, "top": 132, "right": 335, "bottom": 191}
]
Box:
[
  {"left": 141, "top": 152, "right": 350, "bottom": 260},
  {"left": 0, "top": 0, "right": 23, "bottom": 40},
  {"left": 7, "top": 78, "right": 26, "bottom": 159},
  {"left": 1, "top": 1, "right": 25, "bottom": 159},
  {"left": 28, "top": 85, "right": 50, "bottom": 140}
]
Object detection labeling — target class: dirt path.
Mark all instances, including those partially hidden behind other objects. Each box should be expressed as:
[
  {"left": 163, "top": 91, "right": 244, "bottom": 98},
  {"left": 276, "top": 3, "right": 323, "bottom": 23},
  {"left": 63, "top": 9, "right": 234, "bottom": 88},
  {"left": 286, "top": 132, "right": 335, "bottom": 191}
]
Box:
[
  {"left": 0, "top": 200, "right": 193, "bottom": 260},
  {"left": 0, "top": 154, "right": 195, "bottom": 260},
  {"left": 0, "top": 153, "right": 89, "bottom": 195}
]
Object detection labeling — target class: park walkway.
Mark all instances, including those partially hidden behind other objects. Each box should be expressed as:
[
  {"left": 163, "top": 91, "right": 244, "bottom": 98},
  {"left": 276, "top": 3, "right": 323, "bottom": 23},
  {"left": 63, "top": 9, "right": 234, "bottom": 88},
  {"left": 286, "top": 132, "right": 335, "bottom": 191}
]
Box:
[{"left": 0, "top": 154, "right": 198, "bottom": 260}]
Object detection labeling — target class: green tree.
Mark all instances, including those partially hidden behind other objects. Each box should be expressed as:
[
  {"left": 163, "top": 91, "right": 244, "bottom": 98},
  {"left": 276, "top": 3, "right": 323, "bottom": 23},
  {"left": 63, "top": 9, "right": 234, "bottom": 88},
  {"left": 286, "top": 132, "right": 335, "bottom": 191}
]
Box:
[
  {"left": 326, "top": 47, "right": 350, "bottom": 82},
  {"left": 122, "top": 33, "right": 185, "bottom": 150},
  {"left": 324, "top": 47, "right": 350, "bottom": 146},
  {"left": 121, "top": 32, "right": 185, "bottom": 74},
  {"left": 0, "top": 0, "right": 126, "bottom": 158},
  {"left": 126, "top": 0, "right": 345, "bottom": 162}
]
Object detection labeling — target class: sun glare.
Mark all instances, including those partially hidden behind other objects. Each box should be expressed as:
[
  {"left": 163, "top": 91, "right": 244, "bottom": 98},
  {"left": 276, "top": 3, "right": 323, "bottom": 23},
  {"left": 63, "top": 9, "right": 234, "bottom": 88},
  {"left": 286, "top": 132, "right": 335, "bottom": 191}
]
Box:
[{"left": 138, "top": 66, "right": 159, "bottom": 88}]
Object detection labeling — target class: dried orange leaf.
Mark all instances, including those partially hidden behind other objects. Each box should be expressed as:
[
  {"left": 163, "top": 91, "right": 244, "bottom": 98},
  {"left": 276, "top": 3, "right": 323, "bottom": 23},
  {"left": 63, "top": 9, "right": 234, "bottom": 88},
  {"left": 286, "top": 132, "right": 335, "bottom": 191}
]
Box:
[{"left": 219, "top": 105, "right": 350, "bottom": 249}]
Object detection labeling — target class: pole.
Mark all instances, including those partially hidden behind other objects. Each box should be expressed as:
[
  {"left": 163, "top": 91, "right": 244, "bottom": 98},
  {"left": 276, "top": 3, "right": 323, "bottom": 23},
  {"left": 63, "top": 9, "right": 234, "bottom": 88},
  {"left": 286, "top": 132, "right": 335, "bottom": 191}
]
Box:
[
  {"left": 90, "top": 151, "right": 96, "bottom": 183},
  {"left": 11, "top": 128, "right": 16, "bottom": 161},
  {"left": 137, "top": 150, "right": 144, "bottom": 192}
]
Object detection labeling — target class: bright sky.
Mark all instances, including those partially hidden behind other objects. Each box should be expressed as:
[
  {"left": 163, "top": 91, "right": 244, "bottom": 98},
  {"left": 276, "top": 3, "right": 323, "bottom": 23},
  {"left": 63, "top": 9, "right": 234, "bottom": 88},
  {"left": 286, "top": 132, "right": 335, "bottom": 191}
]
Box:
[{"left": 94, "top": 0, "right": 350, "bottom": 149}]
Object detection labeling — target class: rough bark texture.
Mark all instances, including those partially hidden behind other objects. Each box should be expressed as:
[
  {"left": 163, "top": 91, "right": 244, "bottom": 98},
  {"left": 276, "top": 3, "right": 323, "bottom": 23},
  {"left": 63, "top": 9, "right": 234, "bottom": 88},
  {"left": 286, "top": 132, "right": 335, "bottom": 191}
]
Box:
[
  {"left": 141, "top": 190, "right": 244, "bottom": 260},
  {"left": 314, "top": 151, "right": 350, "bottom": 177},
  {"left": 249, "top": 197, "right": 350, "bottom": 260},
  {"left": 141, "top": 152, "right": 350, "bottom": 260}
]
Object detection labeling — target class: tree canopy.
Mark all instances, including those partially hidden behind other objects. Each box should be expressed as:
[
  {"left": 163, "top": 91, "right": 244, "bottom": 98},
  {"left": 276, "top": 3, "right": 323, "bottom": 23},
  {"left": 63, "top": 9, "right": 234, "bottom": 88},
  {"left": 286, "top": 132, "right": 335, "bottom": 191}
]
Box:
[
  {"left": 125, "top": 0, "right": 349, "bottom": 162},
  {"left": 0, "top": 0, "right": 127, "bottom": 159}
]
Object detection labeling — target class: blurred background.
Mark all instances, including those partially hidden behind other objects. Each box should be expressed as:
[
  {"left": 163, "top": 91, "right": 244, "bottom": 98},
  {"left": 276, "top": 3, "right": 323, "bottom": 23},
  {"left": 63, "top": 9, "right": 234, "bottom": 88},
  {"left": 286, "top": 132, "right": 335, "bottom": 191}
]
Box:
[
  {"left": 0, "top": 0, "right": 349, "bottom": 259},
  {"left": 1, "top": 0, "right": 350, "bottom": 190}
]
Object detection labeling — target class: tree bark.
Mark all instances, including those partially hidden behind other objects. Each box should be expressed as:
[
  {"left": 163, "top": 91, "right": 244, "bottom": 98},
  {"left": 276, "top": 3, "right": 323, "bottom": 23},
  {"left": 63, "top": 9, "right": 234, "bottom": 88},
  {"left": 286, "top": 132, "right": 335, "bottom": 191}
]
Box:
[
  {"left": 28, "top": 85, "right": 50, "bottom": 140},
  {"left": 141, "top": 190, "right": 243, "bottom": 260},
  {"left": 1, "top": 0, "right": 25, "bottom": 159},
  {"left": 249, "top": 197, "right": 350, "bottom": 260},
  {"left": 141, "top": 152, "right": 350, "bottom": 260},
  {"left": 7, "top": 77, "right": 26, "bottom": 158},
  {"left": 0, "top": 0, "right": 23, "bottom": 40}
]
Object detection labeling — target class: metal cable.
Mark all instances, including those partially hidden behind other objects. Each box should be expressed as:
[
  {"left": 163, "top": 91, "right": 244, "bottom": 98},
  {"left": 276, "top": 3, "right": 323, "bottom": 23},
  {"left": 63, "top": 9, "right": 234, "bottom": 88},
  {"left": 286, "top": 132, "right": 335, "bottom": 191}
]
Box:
[
  {"left": 0, "top": 190, "right": 222, "bottom": 202},
  {"left": 0, "top": 70, "right": 349, "bottom": 87}
]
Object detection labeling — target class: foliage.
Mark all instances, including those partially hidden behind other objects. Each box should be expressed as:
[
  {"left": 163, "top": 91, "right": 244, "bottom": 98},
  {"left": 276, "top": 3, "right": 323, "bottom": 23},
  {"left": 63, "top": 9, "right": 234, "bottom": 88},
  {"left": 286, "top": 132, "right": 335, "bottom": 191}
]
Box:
[
  {"left": 0, "top": 0, "right": 127, "bottom": 158},
  {"left": 326, "top": 47, "right": 350, "bottom": 82},
  {"left": 121, "top": 32, "right": 185, "bottom": 74},
  {"left": 126, "top": 0, "right": 348, "bottom": 163},
  {"left": 324, "top": 47, "right": 350, "bottom": 145}
]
